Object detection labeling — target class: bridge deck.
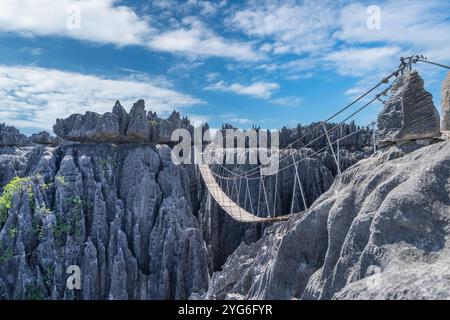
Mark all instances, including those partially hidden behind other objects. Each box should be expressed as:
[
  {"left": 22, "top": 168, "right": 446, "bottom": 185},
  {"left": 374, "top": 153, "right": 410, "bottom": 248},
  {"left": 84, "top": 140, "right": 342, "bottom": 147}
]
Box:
[{"left": 199, "top": 165, "right": 291, "bottom": 223}]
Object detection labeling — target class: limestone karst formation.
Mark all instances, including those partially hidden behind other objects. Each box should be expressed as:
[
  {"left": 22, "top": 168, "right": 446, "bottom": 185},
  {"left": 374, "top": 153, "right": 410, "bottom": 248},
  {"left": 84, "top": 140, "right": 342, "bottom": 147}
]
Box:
[
  {"left": 377, "top": 70, "right": 441, "bottom": 145},
  {"left": 53, "top": 100, "right": 193, "bottom": 144},
  {"left": 30, "top": 131, "right": 60, "bottom": 146},
  {"left": 442, "top": 72, "right": 450, "bottom": 131},
  {"left": 1, "top": 70, "right": 450, "bottom": 300},
  {"left": 0, "top": 123, "right": 29, "bottom": 147},
  {"left": 205, "top": 140, "right": 450, "bottom": 300},
  {"left": 0, "top": 114, "right": 371, "bottom": 299}
]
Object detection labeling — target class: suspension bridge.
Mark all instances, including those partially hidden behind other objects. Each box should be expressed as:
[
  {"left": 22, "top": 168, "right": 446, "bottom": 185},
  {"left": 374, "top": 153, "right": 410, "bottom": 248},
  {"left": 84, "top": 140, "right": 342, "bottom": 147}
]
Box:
[{"left": 199, "top": 56, "right": 450, "bottom": 224}]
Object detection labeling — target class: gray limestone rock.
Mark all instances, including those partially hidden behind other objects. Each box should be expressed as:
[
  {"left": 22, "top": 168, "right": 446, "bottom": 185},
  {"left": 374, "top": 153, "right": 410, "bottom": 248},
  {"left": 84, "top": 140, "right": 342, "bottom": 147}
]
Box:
[
  {"left": 30, "top": 131, "right": 60, "bottom": 146},
  {"left": 0, "top": 124, "right": 371, "bottom": 299},
  {"left": 5, "top": 104, "right": 442, "bottom": 301},
  {"left": 53, "top": 100, "right": 193, "bottom": 144},
  {"left": 196, "top": 147, "right": 368, "bottom": 271},
  {"left": 378, "top": 70, "right": 441, "bottom": 145},
  {"left": 0, "top": 124, "right": 30, "bottom": 147},
  {"left": 205, "top": 140, "right": 450, "bottom": 300},
  {"left": 0, "top": 142, "right": 208, "bottom": 300},
  {"left": 442, "top": 72, "right": 450, "bottom": 131},
  {"left": 125, "top": 100, "right": 151, "bottom": 142},
  {"left": 279, "top": 121, "right": 374, "bottom": 149}
]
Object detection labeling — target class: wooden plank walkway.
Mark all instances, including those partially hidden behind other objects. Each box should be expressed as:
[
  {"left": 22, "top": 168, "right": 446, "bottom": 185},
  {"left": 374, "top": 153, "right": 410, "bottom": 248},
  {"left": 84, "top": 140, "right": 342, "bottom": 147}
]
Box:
[{"left": 198, "top": 165, "right": 291, "bottom": 223}]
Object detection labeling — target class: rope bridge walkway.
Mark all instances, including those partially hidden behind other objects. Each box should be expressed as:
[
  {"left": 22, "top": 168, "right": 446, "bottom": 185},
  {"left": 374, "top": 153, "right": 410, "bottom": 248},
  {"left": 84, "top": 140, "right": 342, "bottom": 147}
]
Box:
[{"left": 199, "top": 56, "right": 450, "bottom": 224}]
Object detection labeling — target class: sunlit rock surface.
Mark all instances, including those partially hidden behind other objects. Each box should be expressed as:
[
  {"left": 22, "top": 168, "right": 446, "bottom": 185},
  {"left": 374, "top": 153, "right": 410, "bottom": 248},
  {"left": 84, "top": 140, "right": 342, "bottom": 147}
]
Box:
[
  {"left": 30, "top": 131, "right": 60, "bottom": 146},
  {"left": 53, "top": 100, "right": 193, "bottom": 144},
  {"left": 0, "top": 143, "right": 208, "bottom": 299},
  {"left": 0, "top": 124, "right": 29, "bottom": 147},
  {"left": 442, "top": 72, "right": 450, "bottom": 131},
  {"left": 378, "top": 70, "right": 441, "bottom": 145},
  {"left": 0, "top": 120, "right": 373, "bottom": 299},
  {"left": 206, "top": 140, "right": 450, "bottom": 300}
]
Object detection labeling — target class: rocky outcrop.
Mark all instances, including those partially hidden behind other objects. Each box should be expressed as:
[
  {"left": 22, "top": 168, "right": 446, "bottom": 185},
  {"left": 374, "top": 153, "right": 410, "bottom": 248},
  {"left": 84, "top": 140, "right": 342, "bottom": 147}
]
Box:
[
  {"left": 53, "top": 100, "right": 193, "bottom": 144},
  {"left": 0, "top": 121, "right": 372, "bottom": 299},
  {"left": 0, "top": 124, "right": 29, "bottom": 147},
  {"left": 197, "top": 147, "right": 370, "bottom": 271},
  {"left": 442, "top": 72, "right": 450, "bottom": 131},
  {"left": 0, "top": 143, "right": 208, "bottom": 300},
  {"left": 279, "top": 121, "right": 374, "bottom": 149},
  {"left": 378, "top": 70, "right": 441, "bottom": 145},
  {"left": 30, "top": 131, "right": 60, "bottom": 146},
  {"left": 205, "top": 140, "right": 450, "bottom": 300}
]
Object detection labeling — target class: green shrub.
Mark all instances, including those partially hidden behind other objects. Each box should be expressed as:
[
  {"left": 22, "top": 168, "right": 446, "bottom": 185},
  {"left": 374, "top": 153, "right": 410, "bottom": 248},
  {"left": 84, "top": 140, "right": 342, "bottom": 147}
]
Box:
[
  {"left": 53, "top": 221, "right": 70, "bottom": 238},
  {"left": 0, "top": 243, "right": 13, "bottom": 264},
  {"left": 0, "top": 177, "right": 32, "bottom": 225},
  {"left": 96, "top": 158, "right": 118, "bottom": 169},
  {"left": 55, "top": 175, "right": 67, "bottom": 187},
  {"left": 37, "top": 206, "right": 52, "bottom": 215},
  {"left": 25, "top": 284, "right": 45, "bottom": 300},
  {"left": 8, "top": 227, "right": 17, "bottom": 238},
  {"left": 40, "top": 182, "right": 50, "bottom": 191}
]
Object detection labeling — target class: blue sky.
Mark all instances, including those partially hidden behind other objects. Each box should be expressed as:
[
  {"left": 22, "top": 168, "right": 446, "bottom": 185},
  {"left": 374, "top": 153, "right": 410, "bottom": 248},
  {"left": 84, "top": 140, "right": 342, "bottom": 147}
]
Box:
[{"left": 0, "top": 0, "right": 449, "bottom": 135}]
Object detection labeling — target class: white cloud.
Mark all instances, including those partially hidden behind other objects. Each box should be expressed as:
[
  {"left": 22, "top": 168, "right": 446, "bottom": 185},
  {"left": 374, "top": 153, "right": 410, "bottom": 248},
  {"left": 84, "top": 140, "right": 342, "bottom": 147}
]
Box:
[
  {"left": 0, "top": 0, "right": 152, "bottom": 46},
  {"left": 270, "top": 96, "right": 302, "bottom": 107},
  {"left": 325, "top": 46, "right": 402, "bottom": 76},
  {"left": 227, "top": 0, "right": 450, "bottom": 76},
  {"left": 337, "top": 0, "right": 450, "bottom": 62},
  {"left": 0, "top": 65, "right": 203, "bottom": 131},
  {"left": 168, "top": 61, "right": 204, "bottom": 74},
  {"left": 20, "top": 47, "right": 43, "bottom": 56},
  {"left": 186, "top": 114, "right": 210, "bottom": 126},
  {"left": 147, "top": 18, "right": 262, "bottom": 61},
  {"left": 206, "top": 72, "right": 220, "bottom": 82},
  {"left": 0, "top": 0, "right": 261, "bottom": 61},
  {"left": 220, "top": 114, "right": 252, "bottom": 125},
  {"left": 205, "top": 81, "right": 279, "bottom": 99},
  {"left": 229, "top": 0, "right": 339, "bottom": 55},
  {"left": 183, "top": 112, "right": 253, "bottom": 127}
]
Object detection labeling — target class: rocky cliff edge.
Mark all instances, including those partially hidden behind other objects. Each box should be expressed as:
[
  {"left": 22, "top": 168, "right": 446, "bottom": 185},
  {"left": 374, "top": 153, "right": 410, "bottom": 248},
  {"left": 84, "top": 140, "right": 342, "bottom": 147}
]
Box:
[{"left": 206, "top": 140, "right": 450, "bottom": 300}]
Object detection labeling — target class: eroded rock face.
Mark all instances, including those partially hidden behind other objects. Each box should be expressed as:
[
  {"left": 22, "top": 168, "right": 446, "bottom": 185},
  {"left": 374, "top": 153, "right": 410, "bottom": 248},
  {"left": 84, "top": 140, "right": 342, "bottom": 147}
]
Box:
[
  {"left": 279, "top": 121, "right": 374, "bottom": 149},
  {"left": 0, "top": 130, "right": 373, "bottom": 299},
  {"left": 0, "top": 143, "right": 208, "bottom": 300},
  {"left": 0, "top": 112, "right": 383, "bottom": 300},
  {"left": 197, "top": 147, "right": 370, "bottom": 271},
  {"left": 30, "top": 131, "right": 60, "bottom": 146},
  {"left": 0, "top": 124, "right": 29, "bottom": 147},
  {"left": 442, "top": 72, "right": 450, "bottom": 131},
  {"left": 53, "top": 100, "right": 193, "bottom": 144},
  {"left": 205, "top": 140, "right": 450, "bottom": 300},
  {"left": 378, "top": 70, "right": 441, "bottom": 145}
]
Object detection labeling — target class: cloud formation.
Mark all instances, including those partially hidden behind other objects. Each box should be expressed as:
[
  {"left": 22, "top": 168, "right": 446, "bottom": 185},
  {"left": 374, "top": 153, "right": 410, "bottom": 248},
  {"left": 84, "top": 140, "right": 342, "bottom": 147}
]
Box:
[
  {"left": 230, "top": 0, "right": 338, "bottom": 55},
  {"left": 230, "top": 0, "right": 450, "bottom": 76},
  {"left": 0, "top": 0, "right": 261, "bottom": 61},
  {"left": 2, "top": 0, "right": 449, "bottom": 71},
  {"left": 147, "top": 18, "right": 261, "bottom": 61},
  {"left": 270, "top": 96, "right": 303, "bottom": 107},
  {"left": 205, "top": 81, "right": 279, "bottom": 99},
  {"left": 0, "top": 65, "right": 202, "bottom": 131},
  {"left": 0, "top": 0, "right": 151, "bottom": 46},
  {"left": 325, "top": 46, "right": 402, "bottom": 76}
]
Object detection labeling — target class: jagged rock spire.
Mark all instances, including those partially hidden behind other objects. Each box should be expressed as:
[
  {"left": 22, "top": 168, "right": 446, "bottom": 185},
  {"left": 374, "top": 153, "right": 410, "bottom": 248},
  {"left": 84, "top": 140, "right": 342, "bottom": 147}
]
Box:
[
  {"left": 0, "top": 123, "right": 30, "bottom": 147},
  {"left": 377, "top": 70, "right": 441, "bottom": 146},
  {"left": 53, "top": 100, "right": 193, "bottom": 144}
]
